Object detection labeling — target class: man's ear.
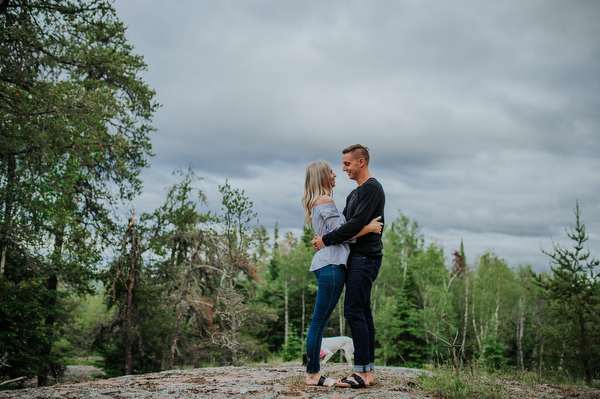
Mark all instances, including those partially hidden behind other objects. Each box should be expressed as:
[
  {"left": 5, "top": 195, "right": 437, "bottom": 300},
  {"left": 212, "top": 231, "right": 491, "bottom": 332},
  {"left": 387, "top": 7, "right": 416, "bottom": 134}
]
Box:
[{"left": 358, "top": 158, "right": 366, "bottom": 167}]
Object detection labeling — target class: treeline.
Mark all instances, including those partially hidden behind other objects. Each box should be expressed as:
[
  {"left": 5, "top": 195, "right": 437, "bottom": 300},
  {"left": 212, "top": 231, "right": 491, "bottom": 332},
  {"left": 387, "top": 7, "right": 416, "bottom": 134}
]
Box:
[
  {"left": 374, "top": 206, "right": 599, "bottom": 384},
  {"left": 2, "top": 161, "right": 599, "bottom": 385}
]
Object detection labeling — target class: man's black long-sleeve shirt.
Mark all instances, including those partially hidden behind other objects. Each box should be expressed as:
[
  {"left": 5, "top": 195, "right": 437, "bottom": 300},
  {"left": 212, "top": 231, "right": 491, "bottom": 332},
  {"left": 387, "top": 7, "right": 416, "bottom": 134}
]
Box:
[{"left": 322, "top": 177, "right": 385, "bottom": 257}]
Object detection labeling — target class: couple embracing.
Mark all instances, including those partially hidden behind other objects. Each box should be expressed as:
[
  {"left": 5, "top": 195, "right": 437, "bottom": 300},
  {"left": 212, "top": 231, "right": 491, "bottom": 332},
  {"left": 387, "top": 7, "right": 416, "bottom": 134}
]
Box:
[{"left": 301, "top": 144, "right": 385, "bottom": 389}]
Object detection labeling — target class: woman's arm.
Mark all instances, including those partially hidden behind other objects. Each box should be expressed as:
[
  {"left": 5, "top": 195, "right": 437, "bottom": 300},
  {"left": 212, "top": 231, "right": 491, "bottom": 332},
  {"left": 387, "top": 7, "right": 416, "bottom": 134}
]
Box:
[{"left": 313, "top": 215, "right": 382, "bottom": 250}]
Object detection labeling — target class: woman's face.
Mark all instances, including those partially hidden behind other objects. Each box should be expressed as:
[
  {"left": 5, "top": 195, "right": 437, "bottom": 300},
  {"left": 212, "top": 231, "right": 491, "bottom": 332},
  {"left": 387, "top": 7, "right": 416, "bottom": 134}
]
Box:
[{"left": 329, "top": 168, "right": 337, "bottom": 188}]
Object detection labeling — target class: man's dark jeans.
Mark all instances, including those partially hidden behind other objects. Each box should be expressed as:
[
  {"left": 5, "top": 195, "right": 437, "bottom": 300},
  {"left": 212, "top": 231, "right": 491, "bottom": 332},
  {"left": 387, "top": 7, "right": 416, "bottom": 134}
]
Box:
[{"left": 344, "top": 253, "right": 382, "bottom": 372}]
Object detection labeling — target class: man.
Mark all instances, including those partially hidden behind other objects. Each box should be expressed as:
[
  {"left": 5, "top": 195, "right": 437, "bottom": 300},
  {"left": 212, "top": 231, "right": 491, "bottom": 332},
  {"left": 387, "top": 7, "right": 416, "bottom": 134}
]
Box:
[{"left": 312, "top": 144, "right": 385, "bottom": 389}]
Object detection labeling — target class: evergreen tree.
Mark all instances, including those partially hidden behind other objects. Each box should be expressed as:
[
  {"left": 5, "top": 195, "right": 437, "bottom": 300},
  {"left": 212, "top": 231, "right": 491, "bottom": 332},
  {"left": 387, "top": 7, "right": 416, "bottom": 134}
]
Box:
[
  {"left": 96, "top": 216, "right": 172, "bottom": 377},
  {"left": 143, "top": 167, "right": 220, "bottom": 370},
  {"left": 0, "top": 0, "right": 157, "bottom": 384},
  {"left": 375, "top": 270, "right": 427, "bottom": 367},
  {"left": 211, "top": 181, "right": 260, "bottom": 366},
  {"left": 0, "top": 275, "right": 63, "bottom": 383},
  {"left": 537, "top": 202, "right": 599, "bottom": 385}
]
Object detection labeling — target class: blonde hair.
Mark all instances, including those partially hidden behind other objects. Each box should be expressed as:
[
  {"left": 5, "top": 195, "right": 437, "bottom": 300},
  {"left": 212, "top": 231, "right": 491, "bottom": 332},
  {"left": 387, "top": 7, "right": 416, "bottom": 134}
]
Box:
[{"left": 301, "top": 161, "right": 333, "bottom": 227}]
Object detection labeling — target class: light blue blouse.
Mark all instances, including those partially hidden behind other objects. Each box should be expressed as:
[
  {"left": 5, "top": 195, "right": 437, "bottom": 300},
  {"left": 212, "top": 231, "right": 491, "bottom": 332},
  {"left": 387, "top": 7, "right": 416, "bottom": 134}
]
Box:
[{"left": 310, "top": 202, "right": 352, "bottom": 272}]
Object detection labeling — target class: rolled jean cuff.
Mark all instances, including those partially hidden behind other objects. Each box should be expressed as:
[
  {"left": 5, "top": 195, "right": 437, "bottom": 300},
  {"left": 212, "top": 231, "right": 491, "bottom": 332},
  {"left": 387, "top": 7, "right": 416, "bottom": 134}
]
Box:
[
  {"left": 353, "top": 364, "right": 370, "bottom": 373},
  {"left": 370, "top": 362, "right": 375, "bottom": 371}
]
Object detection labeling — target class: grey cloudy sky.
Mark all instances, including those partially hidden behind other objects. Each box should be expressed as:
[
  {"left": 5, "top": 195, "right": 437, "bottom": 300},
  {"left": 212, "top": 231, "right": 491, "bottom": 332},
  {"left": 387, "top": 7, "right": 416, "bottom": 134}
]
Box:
[{"left": 113, "top": 0, "right": 600, "bottom": 271}]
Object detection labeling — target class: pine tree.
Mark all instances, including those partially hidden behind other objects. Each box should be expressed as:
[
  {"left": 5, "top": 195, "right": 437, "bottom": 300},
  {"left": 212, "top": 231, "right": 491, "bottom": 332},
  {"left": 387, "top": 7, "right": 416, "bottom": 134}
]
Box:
[
  {"left": 1, "top": 0, "right": 157, "bottom": 384},
  {"left": 537, "top": 202, "right": 599, "bottom": 385}
]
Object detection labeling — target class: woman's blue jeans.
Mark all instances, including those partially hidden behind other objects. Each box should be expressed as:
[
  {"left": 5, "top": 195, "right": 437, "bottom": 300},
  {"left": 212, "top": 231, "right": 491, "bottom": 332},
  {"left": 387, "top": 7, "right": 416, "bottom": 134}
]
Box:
[
  {"left": 305, "top": 264, "right": 346, "bottom": 374},
  {"left": 344, "top": 253, "right": 382, "bottom": 372}
]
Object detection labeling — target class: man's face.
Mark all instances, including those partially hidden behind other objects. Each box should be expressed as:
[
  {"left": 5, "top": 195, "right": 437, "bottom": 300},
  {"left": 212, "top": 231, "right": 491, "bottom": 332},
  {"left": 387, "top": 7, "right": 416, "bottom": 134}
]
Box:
[{"left": 342, "top": 153, "right": 361, "bottom": 181}]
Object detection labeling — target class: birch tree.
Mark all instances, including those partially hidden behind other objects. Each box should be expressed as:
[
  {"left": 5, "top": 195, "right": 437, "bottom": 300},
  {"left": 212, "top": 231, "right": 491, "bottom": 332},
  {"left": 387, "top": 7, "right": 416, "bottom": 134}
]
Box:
[{"left": 470, "top": 252, "right": 517, "bottom": 359}]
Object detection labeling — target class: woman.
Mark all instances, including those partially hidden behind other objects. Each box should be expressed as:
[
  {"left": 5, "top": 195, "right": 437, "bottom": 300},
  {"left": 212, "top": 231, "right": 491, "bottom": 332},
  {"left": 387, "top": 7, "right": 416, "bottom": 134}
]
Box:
[{"left": 301, "top": 161, "right": 382, "bottom": 387}]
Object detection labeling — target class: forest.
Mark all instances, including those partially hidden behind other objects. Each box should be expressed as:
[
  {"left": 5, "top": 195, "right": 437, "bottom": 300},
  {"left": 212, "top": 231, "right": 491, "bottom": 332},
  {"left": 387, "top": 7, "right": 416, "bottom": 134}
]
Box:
[{"left": 1, "top": 0, "right": 599, "bottom": 389}]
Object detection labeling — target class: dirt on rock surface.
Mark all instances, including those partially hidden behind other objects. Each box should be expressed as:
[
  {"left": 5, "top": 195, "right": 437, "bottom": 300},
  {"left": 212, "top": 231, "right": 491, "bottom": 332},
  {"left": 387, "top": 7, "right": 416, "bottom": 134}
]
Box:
[{"left": 1, "top": 363, "right": 599, "bottom": 399}]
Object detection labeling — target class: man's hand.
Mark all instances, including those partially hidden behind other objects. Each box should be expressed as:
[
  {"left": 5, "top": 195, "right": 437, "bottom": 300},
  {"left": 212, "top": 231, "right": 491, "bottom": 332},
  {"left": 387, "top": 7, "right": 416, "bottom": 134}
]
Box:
[{"left": 312, "top": 234, "right": 325, "bottom": 250}]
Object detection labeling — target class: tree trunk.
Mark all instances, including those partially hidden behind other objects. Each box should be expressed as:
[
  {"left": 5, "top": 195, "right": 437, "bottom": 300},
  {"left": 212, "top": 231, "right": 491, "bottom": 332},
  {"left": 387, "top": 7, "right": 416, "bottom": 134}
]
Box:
[
  {"left": 38, "top": 224, "right": 64, "bottom": 386},
  {"left": 516, "top": 297, "right": 525, "bottom": 370},
  {"left": 339, "top": 301, "right": 344, "bottom": 336},
  {"left": 37, "top": 273, "right": 57, "bottom": 386},
  {"left": 423, "top": 290, "right": 430, "bottom": 345},
  {"left": 402, "top": 260, "right": 408, "bottom": 289},
  {"left": 383, "top": 341, "right": 387, "bottom": 366},
  {"left": 461, "top": 275, "right": 469, "bottom": 356},
  {"left": 125, "top": 217, "right": 136, "bottom": 375},
  {"left": 472, "top": 300, "right": 483, "bottom": 354},
  {"left": 578, "top": 311, "right": 592, "bottom": 385},
  {"left": 168, "top": 267, "right": 192, "bottom": 370},
  {"left": 538, "top": 335, "right": 544, "bottom": 370},
  {"left": 493, "top": 291, "right": 500, "bottom": 337},
  {"left": 168, "top": 240, "right": 202, "bottom": 370},
  {"left": 472, "top": 318, "right": 482, "bottom": 354},
  {"left": 229, "top": 272, "right": 239, "bottom": 367},
  {"left": 530, "top": 306, "right": 540, "bottom": 370},
  {"left": 0, "top": 154, "right": 16, "bottom": 276},
  {"left": 559, "top": 340, "right": 566, "bottom": 371},
  {"left": 372, "top": 284, "right": 378, "bottom": 312},
  {"left": 284, "top": 280, "right": 289, "bottom": 345},
  {"left": 0, "top": 245, "right": 5, "bottom": 276},
  {"left": 301, "top": 284, "right": 305, "bottom": 342}
]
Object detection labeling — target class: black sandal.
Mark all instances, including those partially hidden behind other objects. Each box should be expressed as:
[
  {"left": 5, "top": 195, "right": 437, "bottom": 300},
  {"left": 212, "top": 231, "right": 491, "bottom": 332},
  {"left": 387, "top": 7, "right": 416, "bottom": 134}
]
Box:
[{"left": 338, "top": 373, "right": 366, "bottom": 389}]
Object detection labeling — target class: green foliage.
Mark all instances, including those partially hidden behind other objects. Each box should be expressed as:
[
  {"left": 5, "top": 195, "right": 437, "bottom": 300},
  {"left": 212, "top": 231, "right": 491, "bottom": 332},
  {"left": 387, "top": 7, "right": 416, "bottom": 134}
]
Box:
[
  {"left": 95, "top": 170, "right": 212, "bottom": 375},
  {"left": 217, "top": 180, "right": 258, "bottom": 270},
  {"left": 470, "top": 253, "right": 517, "bottom": 360},
  {"left": 0, "top": 0, "right": 158, "bottom": 384},
  {"left": 375, "top": 290, "right": 427, "bottom": 367},
  {"left": 54, "top": 288, "right": 113, "bottom": 359},
  {"left": 281, "top": 326, "right": 303, "bottom": 362},
  {"left": 1, "top": 0, "right": 158, "bottom": 287},
  {"left": 211, "top": 181, "right": 261, "bottom": 366},
  {"left": 91, "top": 174, "right": 280, "bottom": 375},
  {"left": 482, "top": 336, "right": 508, "bottom": 370},
  {"left": 536, "top": 202, "right": 600, "bottom": 385},
  {"left": 254, "top": 226, "right": 318, "bottom": 357},
  {"left": 417, "top": 362, "right": 507, "bottom": 399},
  {"left": 378, "top": 211, "right": 424, "bottom": 295},
  {"left": 239, "top": 302, "right": 278, "bottom": 363},
  {"left": 0, "top": 276, "right": 65, "bottom": 381},
  {"left": 375, "top": 211, "right": 451, "bottom": 366},
  {"left": 94, "top": 280, "right": 174, "bottom": 377}
]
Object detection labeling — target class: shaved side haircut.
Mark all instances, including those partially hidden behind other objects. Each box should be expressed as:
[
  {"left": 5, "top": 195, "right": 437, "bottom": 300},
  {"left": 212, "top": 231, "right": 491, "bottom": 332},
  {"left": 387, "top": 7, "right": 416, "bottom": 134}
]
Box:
[{"left": 342, "top": 144, "right": 370, "bottom": 166}]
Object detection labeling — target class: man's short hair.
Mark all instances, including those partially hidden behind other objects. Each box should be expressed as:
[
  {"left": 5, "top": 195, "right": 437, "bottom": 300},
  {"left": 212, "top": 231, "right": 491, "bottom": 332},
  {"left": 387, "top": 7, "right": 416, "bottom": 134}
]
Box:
[{"left": 342, "top": 144, "right": 370, "bottom": 165}]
